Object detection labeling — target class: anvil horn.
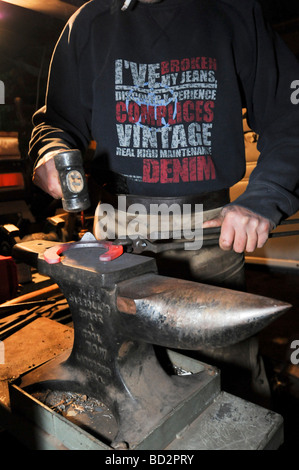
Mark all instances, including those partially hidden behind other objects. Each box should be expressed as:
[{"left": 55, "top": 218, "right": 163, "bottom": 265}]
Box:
[{"left": 117, "top": 274, "right": 290, "bottom": 349}]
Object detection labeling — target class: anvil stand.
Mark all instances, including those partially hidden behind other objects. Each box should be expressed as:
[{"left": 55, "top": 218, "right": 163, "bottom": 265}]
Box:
[{"left": 8, "top": 238, "right": 286, "bottom": 450}]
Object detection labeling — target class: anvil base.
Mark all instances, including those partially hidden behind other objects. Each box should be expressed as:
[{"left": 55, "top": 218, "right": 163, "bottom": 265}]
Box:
[{"left": 7, "top": 350, "right": 283, "bottom": 450}]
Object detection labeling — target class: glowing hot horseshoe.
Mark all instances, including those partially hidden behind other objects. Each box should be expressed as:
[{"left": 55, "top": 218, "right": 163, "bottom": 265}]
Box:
[
  {"left": 43, "top": 243, "right": 70, "bottom": 264},
  {"left": 43, "top": 240, "right": 123, "bottom": 264},
  {"left": 99, "top": 242, "right": 124, "bottom": 262}
]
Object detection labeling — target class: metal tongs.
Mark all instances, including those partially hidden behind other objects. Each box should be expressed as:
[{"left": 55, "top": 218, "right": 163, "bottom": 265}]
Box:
[{"left": 43, "top": 219, "right": 299, "bottom": 264}]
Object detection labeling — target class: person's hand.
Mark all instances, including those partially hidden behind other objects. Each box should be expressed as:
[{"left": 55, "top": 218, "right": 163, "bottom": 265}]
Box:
[
  {"left": 32, "top": 153, "right": 63, "bottom": 199},
  {"left": 202, "top": 205, "right": 273, "bottom": 253}
]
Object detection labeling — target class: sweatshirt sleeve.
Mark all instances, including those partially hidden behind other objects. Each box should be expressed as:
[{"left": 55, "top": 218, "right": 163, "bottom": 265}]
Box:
[
  {"left": 231, "top": 0, "right": 299, "bottom": 226},
  {"left": 29, "top": 15, "right": 92, "bottom": 167}
]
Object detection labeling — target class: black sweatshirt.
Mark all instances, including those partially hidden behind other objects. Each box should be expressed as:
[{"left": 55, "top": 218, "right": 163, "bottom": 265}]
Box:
[{"left": 29, "top": 0, "right": 299, "bottom": 225}]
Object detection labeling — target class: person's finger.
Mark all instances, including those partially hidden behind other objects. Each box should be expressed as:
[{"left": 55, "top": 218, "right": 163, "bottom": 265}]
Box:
[
  {"left": 256, "top": 219, "right": 272, "bottom": 248},
  {"left": 244, "top": 217, "right": 259, "bottom": 253},
  {"left": 202, "top": 215, "right": 223, "bottom": 228},
  {"left": 218, "top": 214, "right": 236, "bottom": 251},
  {"left": 32, "top": 158, "right": 63, "bottom": 199}
]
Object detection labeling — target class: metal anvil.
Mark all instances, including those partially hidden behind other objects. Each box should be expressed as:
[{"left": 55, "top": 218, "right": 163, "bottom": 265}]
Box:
[{"left": 12, "top": 235, "right": 290, "bottom": 449}]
